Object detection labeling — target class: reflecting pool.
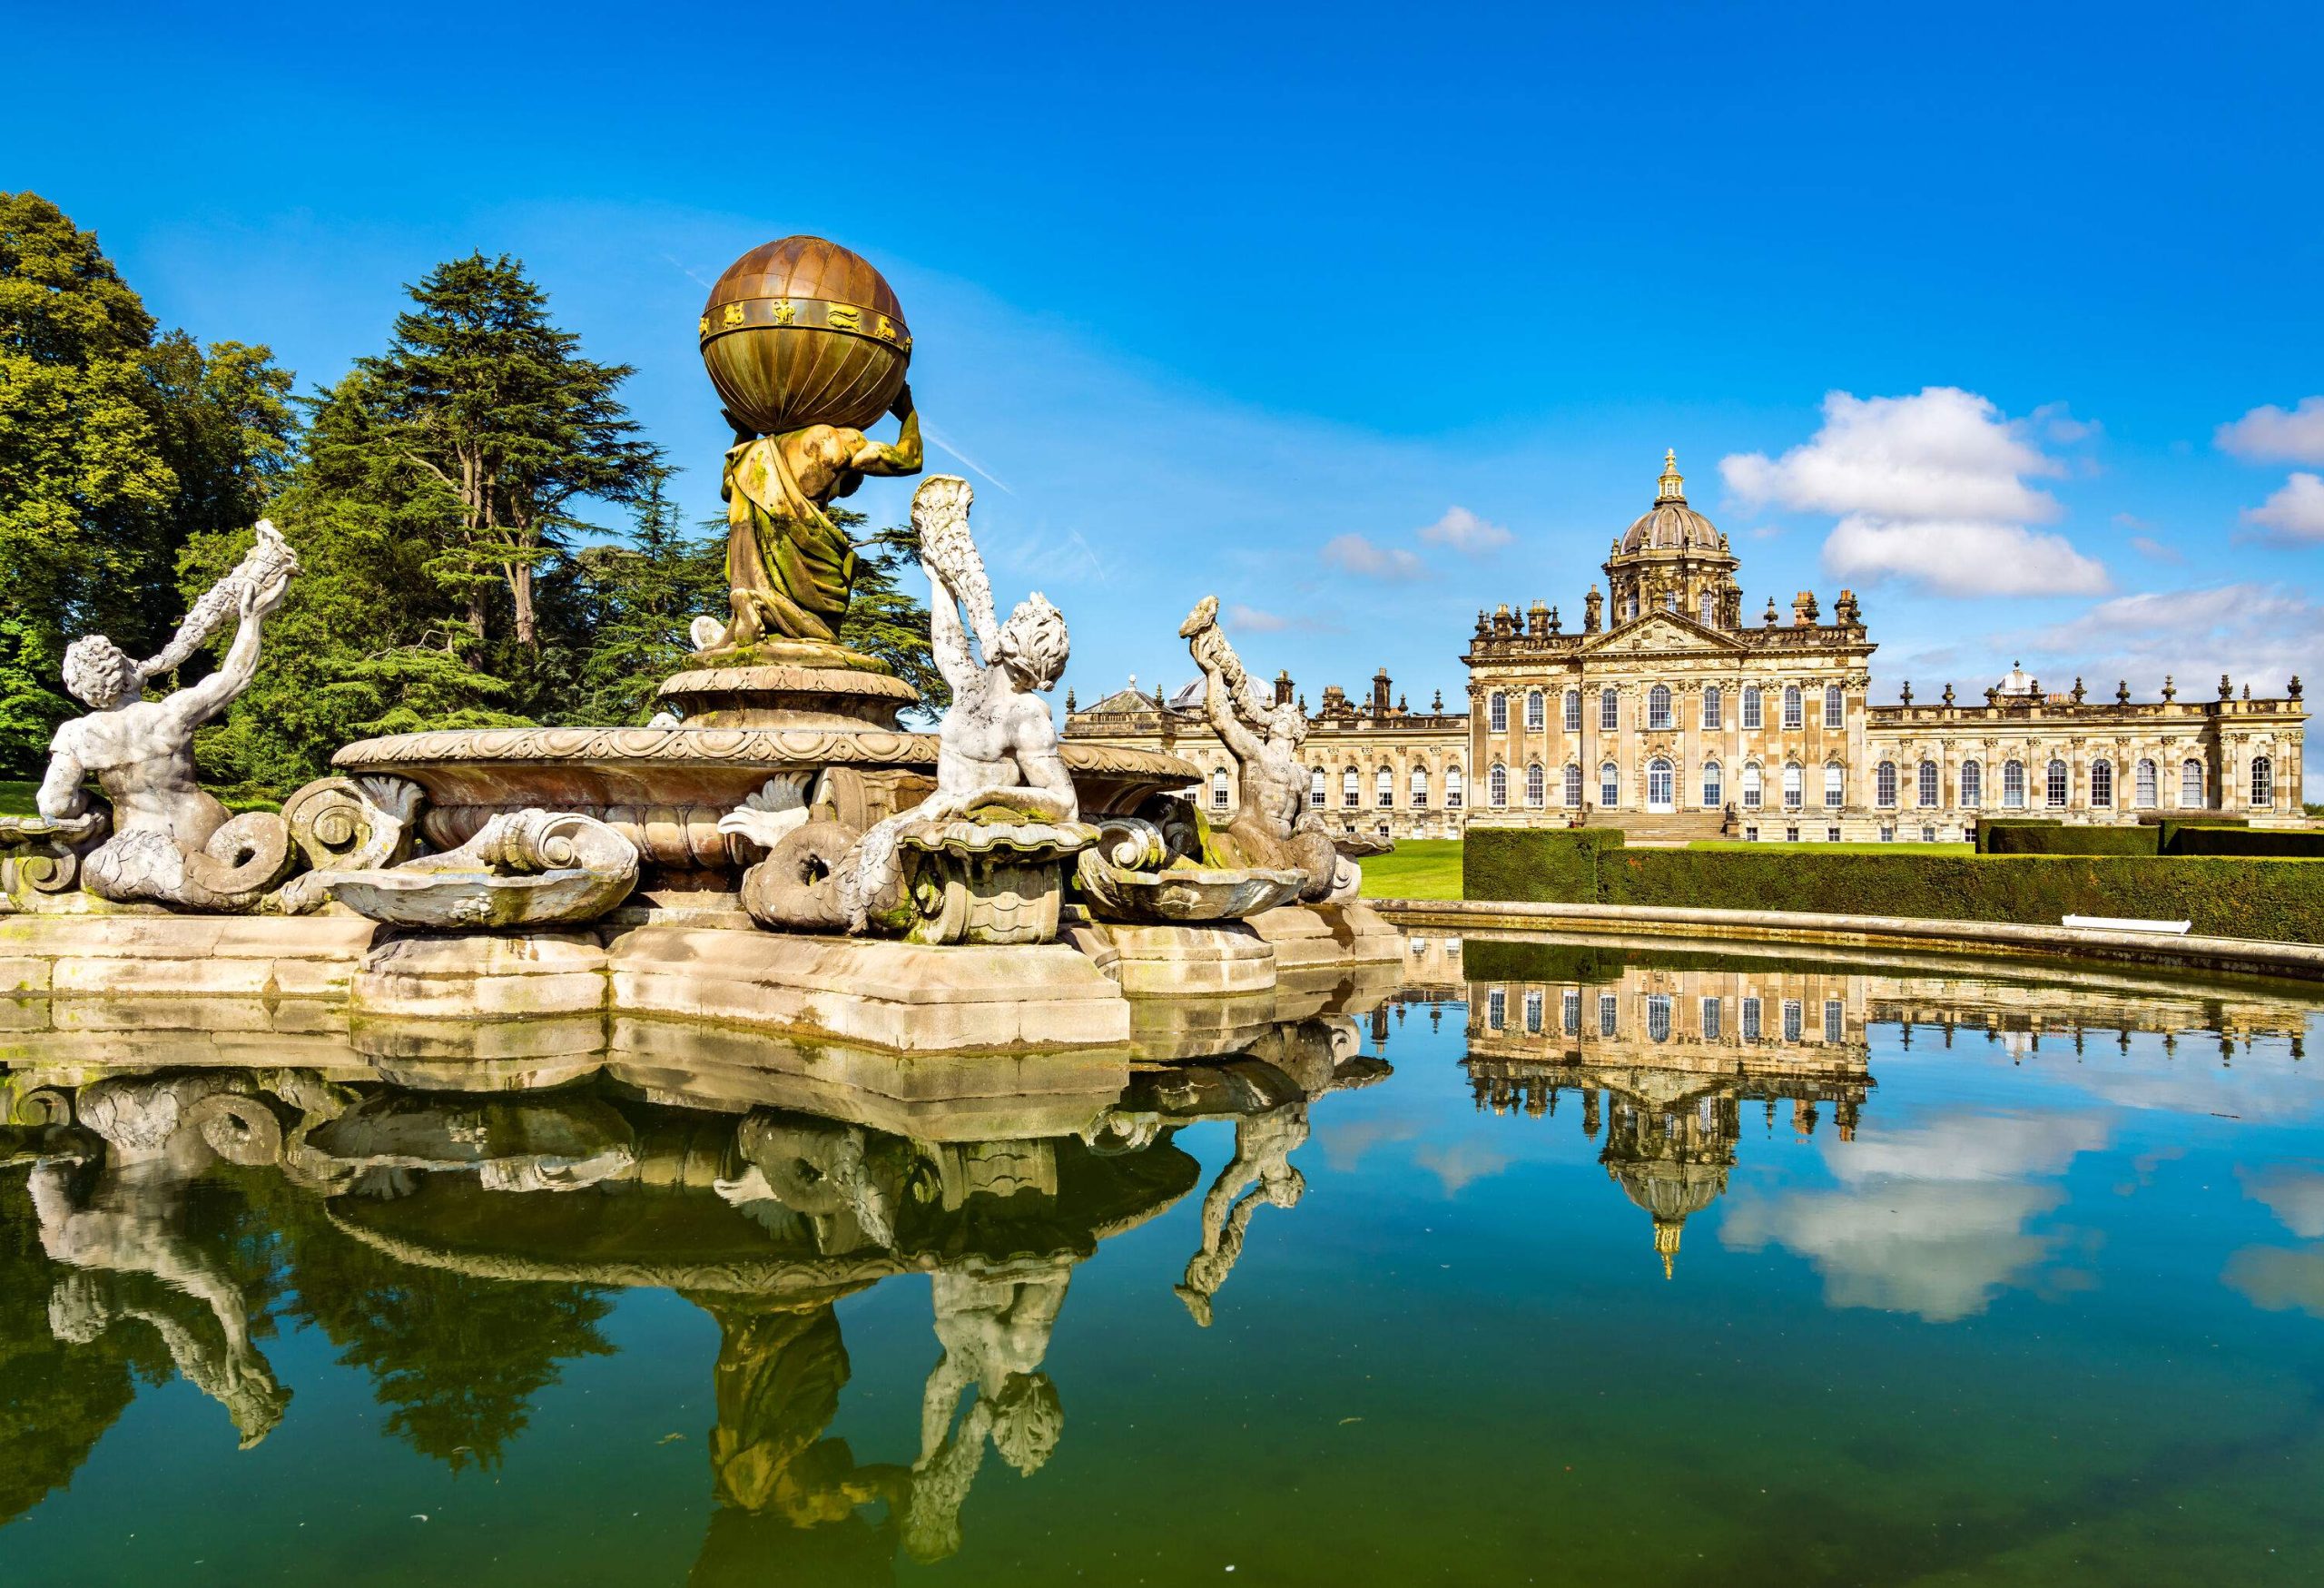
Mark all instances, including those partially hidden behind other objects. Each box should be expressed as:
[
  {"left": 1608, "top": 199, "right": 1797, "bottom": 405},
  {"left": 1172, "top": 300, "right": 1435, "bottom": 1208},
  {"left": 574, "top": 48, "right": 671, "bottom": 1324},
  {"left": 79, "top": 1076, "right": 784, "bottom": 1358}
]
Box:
[{"left": 5, "top": 933, "right": 2323, "bottom": 1584}]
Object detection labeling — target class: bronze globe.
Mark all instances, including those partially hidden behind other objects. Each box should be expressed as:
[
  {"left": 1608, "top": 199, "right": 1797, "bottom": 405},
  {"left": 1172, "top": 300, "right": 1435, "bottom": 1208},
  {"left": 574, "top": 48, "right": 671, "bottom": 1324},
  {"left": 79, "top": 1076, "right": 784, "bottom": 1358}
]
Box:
[{"left": 698, "top": 235, "right": 911, "bottom": 436}]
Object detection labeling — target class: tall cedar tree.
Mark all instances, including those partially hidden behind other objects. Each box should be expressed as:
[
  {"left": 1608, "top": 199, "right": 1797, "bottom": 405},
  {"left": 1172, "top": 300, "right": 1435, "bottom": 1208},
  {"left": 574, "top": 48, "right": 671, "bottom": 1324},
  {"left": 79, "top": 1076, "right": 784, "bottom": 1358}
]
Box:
[
  {"left": 0, "top": 192, "right": 294, "bottom": 769},
  {"left": 353, "top": 254, "right": 658, "bottom": 649}
]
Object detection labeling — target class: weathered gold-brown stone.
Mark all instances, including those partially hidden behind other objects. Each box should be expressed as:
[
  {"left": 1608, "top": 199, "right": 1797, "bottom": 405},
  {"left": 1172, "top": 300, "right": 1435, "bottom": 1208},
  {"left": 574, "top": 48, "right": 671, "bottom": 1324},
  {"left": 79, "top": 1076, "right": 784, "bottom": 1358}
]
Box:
[{"left": 655, "top": 663, "right": 919, "bottom": 730}]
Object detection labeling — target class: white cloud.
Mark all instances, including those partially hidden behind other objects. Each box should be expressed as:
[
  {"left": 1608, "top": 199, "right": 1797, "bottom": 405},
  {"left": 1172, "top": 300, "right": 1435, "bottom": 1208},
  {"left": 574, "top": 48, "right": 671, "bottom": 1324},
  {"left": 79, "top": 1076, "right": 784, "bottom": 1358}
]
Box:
[
  {"left": 2032, "top": 401, "right": 2102, "bottom": 443},
  {"left": 1321, "top": 532, "right": 1428, "bottom": 580},
  {"left": 2129, "top": 536, "right": 2181, "bottom": 563},
  {"left": 1415, "top": 506, "right": 1512, "bottom": 555},
  {"left": 1226, "top": 603, "right": 1290, "bottom": 633},
  {"left": 2242, "top": 471, "right": 2324, "bottom": 540},
  {"left": 1720, "top": 387, "right": 2107, "bottom": 597},
  {"left": 2223, "top": 1245, "right": 2324, "bottom": 1319},
  {"left": 2014, "top": 583, "right": 2324, "bottom": 695},
  {"left": 2217, "top": 397, "right": 2324, "bottom": 464}
]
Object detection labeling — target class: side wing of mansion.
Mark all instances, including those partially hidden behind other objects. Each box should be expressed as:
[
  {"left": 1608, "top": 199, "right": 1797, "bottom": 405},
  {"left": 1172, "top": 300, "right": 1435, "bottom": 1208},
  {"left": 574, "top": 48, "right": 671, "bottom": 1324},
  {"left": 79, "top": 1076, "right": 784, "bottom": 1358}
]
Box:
[{"left": 1065, "top": 452, "right": 2307, "bottom": 842}]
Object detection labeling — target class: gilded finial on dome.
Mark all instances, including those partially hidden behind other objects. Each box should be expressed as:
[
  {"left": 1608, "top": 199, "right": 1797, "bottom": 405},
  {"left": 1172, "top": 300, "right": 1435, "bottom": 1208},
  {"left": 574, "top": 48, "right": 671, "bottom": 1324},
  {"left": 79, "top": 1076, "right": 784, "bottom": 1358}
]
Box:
[
  {"left": 1654, "top": 1217, "right": 1683, "bottom": 1279},
  {"left": 1656, "top": 449, "right": 1686, "bottom": 505}
]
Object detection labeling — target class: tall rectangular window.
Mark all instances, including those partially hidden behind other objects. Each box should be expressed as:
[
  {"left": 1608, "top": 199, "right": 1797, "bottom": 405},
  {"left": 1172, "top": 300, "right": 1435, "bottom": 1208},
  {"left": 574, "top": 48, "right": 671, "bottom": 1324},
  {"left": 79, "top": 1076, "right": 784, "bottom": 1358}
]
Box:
[
  {"left": 1824, "top": 1000, "right": 1843, "bottom": 1043},
  {"left": 1598, "top": 993, "right": 1619, "bottom": 1037},
  {"left": 1525, "top": 692, "right": 1545, "bottom": 730},
  {"left": 1489, "top": 693, "right": 1507, "bottom": 733},
  {"left": 1700, "top": 997, "right": 1722, "bottom": 1041},
  {"left": 1783, "top": 1000, "right": 1804, "bottom": 1041},
  {"left": 1562, "top": 690, "right": 1581, "bottom": 732},
  {"left": 1782, "top": 686, "right": 1804, "bottom": 730},
  {"left": 1600, "top": 688, "right": 1619, "bottom": 731},
  {"left": 1487, "top": 988, "right": 1505, "bottom": 1030},
  {"left": 1824, "top": 685, "right": 1844, "bottom": 727},
  {"left": 1702, "top": 686, "right": 1722, "bottom": 730},
  {"left": 1562, "top": 989, "right": 1581, "bottom": 1035},
  {"left": 1742, "top": 997, "right": 1762, "bottom": 1041},
  {"left": 1742, "top": 688, "right": 1762, "bottom": 729},
  {"left": 1524, "top": 991, "right": 1543, "bottom": 1033}
]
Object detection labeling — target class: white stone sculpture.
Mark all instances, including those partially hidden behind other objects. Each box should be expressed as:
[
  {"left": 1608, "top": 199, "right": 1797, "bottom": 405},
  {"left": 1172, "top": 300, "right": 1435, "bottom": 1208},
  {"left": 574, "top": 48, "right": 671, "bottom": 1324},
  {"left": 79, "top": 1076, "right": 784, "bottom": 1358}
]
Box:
[
  {"left": 37, "top": 522, "right": 300, "bottom": 911},
  {"left": 1180, "top": 595, "right": 1361, "bottom": 902},
  {"left": 320, "top": 808, "right": 641, "bottom": 928},
  {"left": 726, "top": 475, "right": 1095, "bottom": 942}
]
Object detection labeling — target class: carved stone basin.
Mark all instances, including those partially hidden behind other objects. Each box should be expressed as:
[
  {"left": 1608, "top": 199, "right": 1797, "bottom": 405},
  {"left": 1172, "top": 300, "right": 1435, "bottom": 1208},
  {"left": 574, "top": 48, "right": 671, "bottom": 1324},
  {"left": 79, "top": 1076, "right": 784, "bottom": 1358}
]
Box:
[
  {"left": 1077, "top": 860, "right": 1308, "bottom": 923},
  {"left": 333, "top": 725, "right": 1198, "bottom": 873}
]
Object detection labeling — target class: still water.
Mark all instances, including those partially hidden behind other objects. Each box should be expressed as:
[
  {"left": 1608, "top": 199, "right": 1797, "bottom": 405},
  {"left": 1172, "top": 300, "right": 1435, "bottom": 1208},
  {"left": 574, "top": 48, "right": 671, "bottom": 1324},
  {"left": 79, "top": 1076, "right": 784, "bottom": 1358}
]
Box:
[{"left": 4, "top": 932, "right": 2322, "bottom": 1585}]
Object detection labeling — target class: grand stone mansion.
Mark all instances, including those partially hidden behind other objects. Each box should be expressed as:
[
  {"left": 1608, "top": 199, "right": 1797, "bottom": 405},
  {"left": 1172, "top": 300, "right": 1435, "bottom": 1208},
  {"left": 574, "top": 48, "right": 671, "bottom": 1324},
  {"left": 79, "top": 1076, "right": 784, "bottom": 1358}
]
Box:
[{"left": 1066, "top": 451, "right": 2309, "bottom": 842}]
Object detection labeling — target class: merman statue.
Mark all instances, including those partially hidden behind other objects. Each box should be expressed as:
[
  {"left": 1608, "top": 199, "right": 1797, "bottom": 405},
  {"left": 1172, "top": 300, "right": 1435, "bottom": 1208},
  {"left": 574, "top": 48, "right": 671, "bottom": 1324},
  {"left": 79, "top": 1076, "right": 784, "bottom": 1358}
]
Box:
[{"left": 37, "top": 522, "right": 300, "bottom": 911}]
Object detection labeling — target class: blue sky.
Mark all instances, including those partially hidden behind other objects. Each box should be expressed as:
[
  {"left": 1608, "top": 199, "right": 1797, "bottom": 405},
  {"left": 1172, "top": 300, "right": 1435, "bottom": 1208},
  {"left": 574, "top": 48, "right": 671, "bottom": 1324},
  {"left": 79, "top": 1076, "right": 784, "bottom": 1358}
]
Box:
[{"left": 12, "top": 1, "right": 2324, "bottom": 727}]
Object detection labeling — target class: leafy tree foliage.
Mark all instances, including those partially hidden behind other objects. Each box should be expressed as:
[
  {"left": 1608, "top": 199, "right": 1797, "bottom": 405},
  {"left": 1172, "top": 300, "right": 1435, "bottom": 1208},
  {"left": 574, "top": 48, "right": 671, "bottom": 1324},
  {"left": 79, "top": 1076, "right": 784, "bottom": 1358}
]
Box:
[{"left": 0, "top": 192, "right": 294, "bottom": 771}]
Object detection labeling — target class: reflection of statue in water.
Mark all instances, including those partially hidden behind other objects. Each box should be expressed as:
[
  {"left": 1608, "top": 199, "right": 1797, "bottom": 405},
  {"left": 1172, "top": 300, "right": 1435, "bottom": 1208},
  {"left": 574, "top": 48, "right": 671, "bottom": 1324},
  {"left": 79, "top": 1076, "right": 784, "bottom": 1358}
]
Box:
[
  {"left": 709, "top": 386, "right": 921, "bottom": 656},
  {"left": 28, "top": 1074, "right": 290, "bottom": 1445},
  {"left": 903, "top": 1265, "right": 1071, "bottom": 1563},
  {"left": 39, "top": 521, "right": 300, "bottom": 910},
  {"left": 1180, "top": 596, "right": 1358, "bottom": 902},
  {"left": 1175, "top": 1105, "right": 1308, "bottom": 1327}
]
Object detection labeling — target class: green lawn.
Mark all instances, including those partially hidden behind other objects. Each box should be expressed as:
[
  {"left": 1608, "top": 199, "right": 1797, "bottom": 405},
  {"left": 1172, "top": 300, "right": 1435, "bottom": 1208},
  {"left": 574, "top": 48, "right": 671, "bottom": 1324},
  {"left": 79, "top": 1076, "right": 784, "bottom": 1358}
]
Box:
[
  {"left": 1360, "top": 838, "right": 1464, "bottom": 900},
  {"left": 0, "top": 779, "right": 37, "bottom": 817}
]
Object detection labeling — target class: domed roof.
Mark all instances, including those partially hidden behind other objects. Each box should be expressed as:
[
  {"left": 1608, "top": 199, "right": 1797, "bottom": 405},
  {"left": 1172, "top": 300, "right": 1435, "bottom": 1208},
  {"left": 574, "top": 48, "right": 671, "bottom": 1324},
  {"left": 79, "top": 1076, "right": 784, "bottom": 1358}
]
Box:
[
  {"left": 1995, "top": 660, "right": 2036, "bottom": 695},
  {"left": 1618, "top": 450, "right": 1728, "bottom": 555}
]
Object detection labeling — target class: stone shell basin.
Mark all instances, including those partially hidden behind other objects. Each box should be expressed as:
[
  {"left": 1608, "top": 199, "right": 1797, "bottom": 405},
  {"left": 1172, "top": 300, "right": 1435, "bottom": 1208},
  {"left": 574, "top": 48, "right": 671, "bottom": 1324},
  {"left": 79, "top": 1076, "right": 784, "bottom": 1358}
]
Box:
[
  {"left": 333, "top": 725, "right": 1200, "bottom": 873},
  {"left": 1079, "top": 861, "right": 1308, "bottom": 923}
]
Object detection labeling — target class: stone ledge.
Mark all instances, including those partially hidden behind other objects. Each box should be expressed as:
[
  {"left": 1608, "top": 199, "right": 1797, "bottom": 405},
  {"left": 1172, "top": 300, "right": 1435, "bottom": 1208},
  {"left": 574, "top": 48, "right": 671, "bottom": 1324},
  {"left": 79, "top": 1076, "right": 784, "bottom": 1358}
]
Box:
[
  {"left": 1374, "top": 897, "right": 2324, "bottom": 983},
  {"left": 1247, "top": 901, "right": 1403, "bottom": 968}
]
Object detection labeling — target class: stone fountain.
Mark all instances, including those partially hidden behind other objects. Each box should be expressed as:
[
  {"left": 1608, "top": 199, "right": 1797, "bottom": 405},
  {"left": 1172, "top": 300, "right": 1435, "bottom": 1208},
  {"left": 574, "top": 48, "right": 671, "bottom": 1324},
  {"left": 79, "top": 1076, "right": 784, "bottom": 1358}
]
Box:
[{"left": 0, "top": 234, "right": 1395, "bottom": 1057}]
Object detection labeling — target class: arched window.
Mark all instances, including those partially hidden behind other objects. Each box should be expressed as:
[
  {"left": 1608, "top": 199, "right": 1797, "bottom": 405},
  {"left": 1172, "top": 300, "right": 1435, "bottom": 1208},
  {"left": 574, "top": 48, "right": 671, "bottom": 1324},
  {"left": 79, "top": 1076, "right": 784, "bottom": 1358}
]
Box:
[
  {"left": 1488, "top": 692, "right": 1507, "bottom": 733},
  {"left": 1600, "top": 761, "right": 1620, "bottom": 807},
  {"left": 1702, "top": 686, "right": 1723, "bottom": 731},
  {"left": 1410, "top": 765, "right": 1429, "bottom": 807},
  {"left": 1600, "top": 687, "right": 1620, "bottom": 730},
  {"left": 1648, "top": 685, "right": 1673, "bottom": 731},
  {"left": 1702, "top": 760, "right": 1723, "bottom": 807},
  {"left": 2045, "top": 758, "right": 2069, "bottom": 808},
  {"left": 1489, "top": 764, "right": 1508, "bottom": 807},
  {"left": 1824, "top": 764, "right": 1845, "bottom": 808},
  {"left": 2003, "top": 759, "right": 2026, "bottom": 808},
  {"left": 1376, "top": 765, "right": 1394, "bottom": 807},
  {"left": 1961, "top": 759, "right": 1983, "bottom": 807},
  {"left": 1562, "top": 690, "right": 1581, "bottom": 732},
  {"left": 1210, "top": 767, "right": 1230, "bottom": 810},
  {"left": 1782, "top": 686, "right": 1804, "bottom": 729},
  {"left": 1343, "top": 766, "right": 1361, "bottom": 808},
  {"left": 1647, "top": 756, "right": 1675, "bottom": 806},
  {"left": 1562, "top": 764, "right": 1583, "bottom": 807},
  {"left": 1699, "top": 591, "right": 1717, "bottom": 626},
  {"left": 1741, "top": 686, "right": 1763, "bottom": 729},
  {"left": 1446, "top": 766, "right": 1464, "bottom": 808},
  {"left": 1824, "top": 685, "right": 1845, "bottom": 728},
  {"left": 1876, "top": 761, "right": 1897, "bottom": 806},
  {"left": 1526, "top": 763, "right": 1546, "bottom": 807},
  {"left": 1525, "top": 690, "right": 1545, "bottom": 730},
  {"left": 1782, "top": 762, "right": 1804, "bottom": 809},
  {"left": 1741, "top": 762, "right": 1764, "bottom": 809},
  {"left": 2091, "top": 758, "right": 2113, "bottom": 807},
  {"left": 1309, "top": 766, "right": 1325, "bottom": 808},
  {"left": 2135, "top": 758, "right": 2158, "bottom": 809},
  {"left": 2181, "top": 757, "right": 2205, "bottom": 807},
  {"left": 1917, "top": 760, "right": 1939, "bottom": 807},
  {"left": 2252, "top": 755, "right": 2276, "bottom": 807}
]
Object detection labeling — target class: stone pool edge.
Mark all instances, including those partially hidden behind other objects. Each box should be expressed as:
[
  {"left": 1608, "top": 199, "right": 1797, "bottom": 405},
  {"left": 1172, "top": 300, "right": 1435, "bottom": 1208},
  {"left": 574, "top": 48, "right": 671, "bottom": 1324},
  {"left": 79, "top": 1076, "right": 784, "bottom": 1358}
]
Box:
[{"left": 1371, "top": 898, "right": 2324, "bottom": 984}]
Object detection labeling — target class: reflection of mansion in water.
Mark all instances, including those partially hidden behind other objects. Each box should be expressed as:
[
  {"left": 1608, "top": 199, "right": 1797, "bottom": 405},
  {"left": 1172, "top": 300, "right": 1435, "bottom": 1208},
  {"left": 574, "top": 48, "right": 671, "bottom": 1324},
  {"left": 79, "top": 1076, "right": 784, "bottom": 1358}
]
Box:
[
  {"left": 1067, "top": 452, "right": 2307, "bottom": 842},
  {"left": 1447, "top": 947, "right": 2314, "bottom": 1273}
]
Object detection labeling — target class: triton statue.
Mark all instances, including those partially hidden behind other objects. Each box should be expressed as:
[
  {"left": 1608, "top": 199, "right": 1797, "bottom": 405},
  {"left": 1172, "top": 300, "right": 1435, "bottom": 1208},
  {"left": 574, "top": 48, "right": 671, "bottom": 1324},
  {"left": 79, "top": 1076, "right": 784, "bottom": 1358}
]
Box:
[{"left": 38, "top": 522, "right": 300, "bottom": 911}]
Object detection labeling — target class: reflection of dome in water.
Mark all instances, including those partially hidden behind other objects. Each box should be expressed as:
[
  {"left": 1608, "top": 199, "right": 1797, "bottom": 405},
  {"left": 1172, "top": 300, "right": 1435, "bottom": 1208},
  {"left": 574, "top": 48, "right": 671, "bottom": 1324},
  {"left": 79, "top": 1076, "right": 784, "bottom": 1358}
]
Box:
[
  {"left": 1606, "top": 1155, "right": 1730, "bottom": 1280},
  {"left": 1618, "top": 450, "right": 1726, "bottom": 554}
]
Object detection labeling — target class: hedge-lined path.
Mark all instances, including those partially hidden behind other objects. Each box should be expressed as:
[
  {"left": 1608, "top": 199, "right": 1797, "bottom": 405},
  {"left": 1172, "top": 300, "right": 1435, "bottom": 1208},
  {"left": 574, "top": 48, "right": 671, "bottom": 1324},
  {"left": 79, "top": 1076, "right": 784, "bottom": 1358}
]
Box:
[{"left": 1374, "top": 897, "right": 2324, "bottom": 985}]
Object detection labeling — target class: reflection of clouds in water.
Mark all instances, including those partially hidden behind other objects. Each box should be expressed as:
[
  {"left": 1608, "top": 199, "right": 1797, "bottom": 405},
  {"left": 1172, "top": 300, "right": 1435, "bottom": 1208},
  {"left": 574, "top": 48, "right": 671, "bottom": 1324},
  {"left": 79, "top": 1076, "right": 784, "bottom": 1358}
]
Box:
[
  {"left": 1314, "top": 1113, "right": 1422, "bottom": 1173},
  {"left": 2058, "top": 1049, "right": 2323, "bottom": 1123},
  {"left": 2222, "top": 1246, "right": 2324, "bottom": 1318},
  {"left": 1720, "top": 1110, "right": 2109, "bottom": 1323},
  {"left": 1412, "top": 1140, "right": 1512, "bottom": 1197},
  {"left": 2239, "top": 1163, "right": 2324, "bottom": 1238}
]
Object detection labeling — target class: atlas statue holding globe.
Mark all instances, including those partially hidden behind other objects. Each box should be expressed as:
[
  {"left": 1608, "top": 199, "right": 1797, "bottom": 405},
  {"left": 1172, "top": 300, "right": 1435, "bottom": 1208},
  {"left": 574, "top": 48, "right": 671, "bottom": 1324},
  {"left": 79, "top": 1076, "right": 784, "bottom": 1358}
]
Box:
[{"left": 693, "top": 235, "right": 925, "bottom": 666}]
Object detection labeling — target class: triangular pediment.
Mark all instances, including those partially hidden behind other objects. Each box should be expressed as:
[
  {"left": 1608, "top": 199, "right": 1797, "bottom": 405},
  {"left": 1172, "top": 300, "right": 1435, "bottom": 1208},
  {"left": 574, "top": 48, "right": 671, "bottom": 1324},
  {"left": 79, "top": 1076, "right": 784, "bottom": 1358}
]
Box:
[{"left": 1581, "top": 612, "right": 1748, "bottom": 655}]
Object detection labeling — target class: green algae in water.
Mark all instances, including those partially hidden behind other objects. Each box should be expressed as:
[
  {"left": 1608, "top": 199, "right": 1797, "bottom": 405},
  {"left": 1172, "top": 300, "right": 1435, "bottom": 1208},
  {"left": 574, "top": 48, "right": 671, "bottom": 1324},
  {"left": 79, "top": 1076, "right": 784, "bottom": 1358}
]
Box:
[{"left": 2, "top": 938, "right": 2321, "bottom": 1584}]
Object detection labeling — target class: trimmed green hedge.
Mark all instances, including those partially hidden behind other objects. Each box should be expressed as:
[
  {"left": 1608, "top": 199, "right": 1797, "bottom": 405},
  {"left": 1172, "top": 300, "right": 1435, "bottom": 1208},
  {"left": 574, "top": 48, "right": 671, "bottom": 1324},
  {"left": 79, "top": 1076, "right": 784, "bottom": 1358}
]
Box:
[
  {"left": 2163, "top": 825, "right": 2324, "bottom": 858},
  {"left": 1977, "top": 819, "right": 2157, "bottom": 856},
  {"left": 1463, "top": 827, "right": 2324, "bottom": 943}
]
